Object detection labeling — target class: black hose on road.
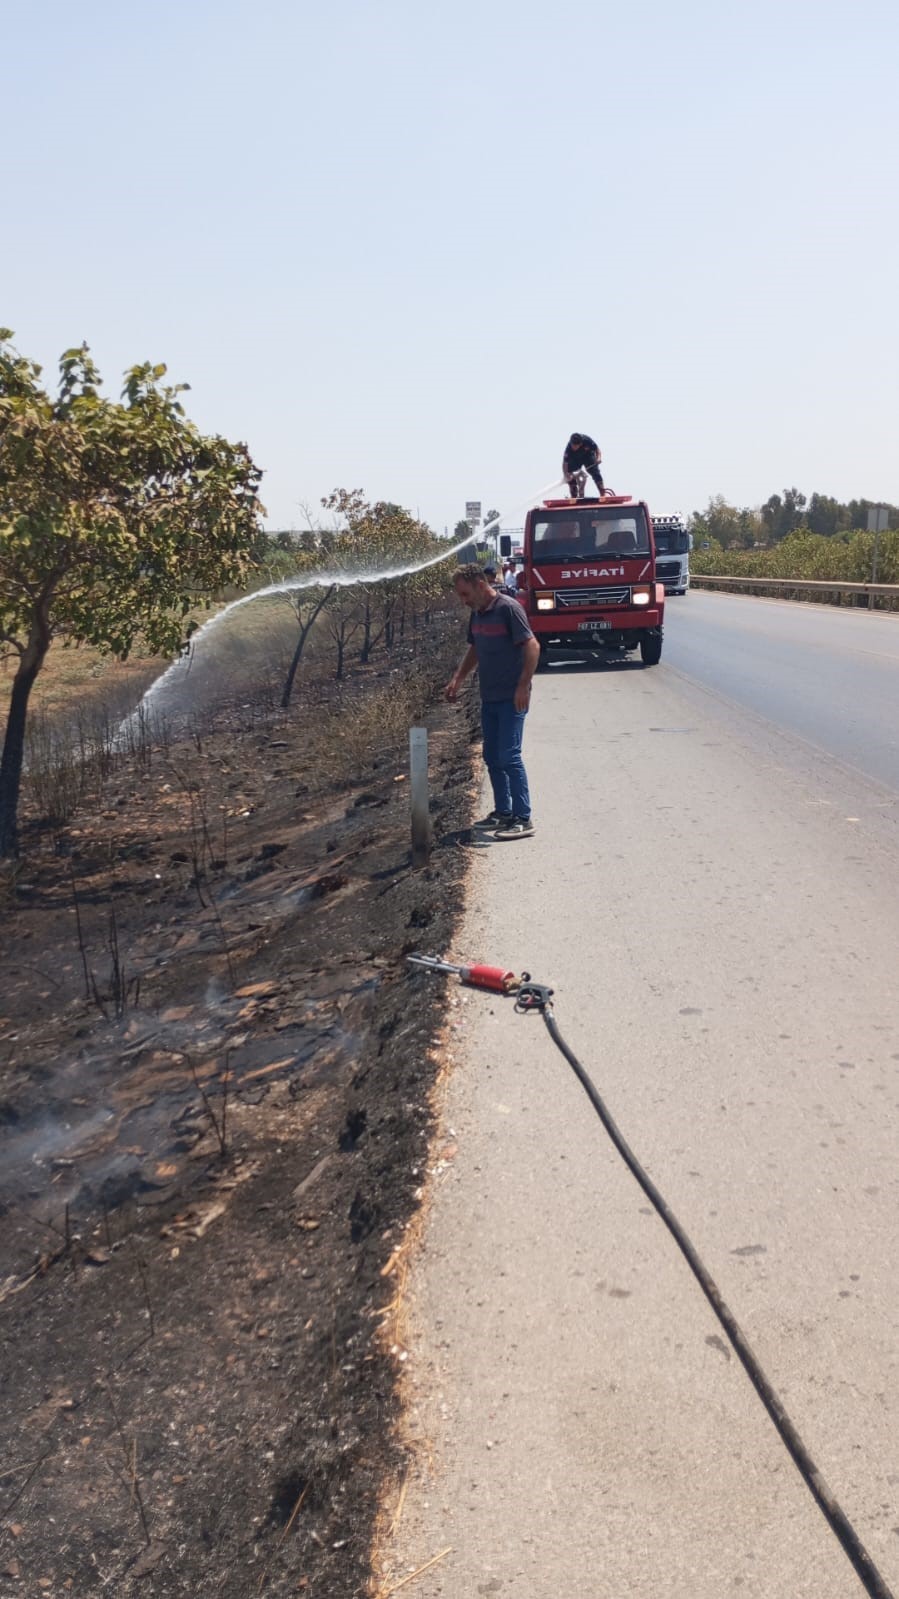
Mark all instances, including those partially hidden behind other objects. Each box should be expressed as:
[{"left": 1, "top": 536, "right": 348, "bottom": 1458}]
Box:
[{"left": 515, "top": 983, "right": 895, "bottom": 1599}]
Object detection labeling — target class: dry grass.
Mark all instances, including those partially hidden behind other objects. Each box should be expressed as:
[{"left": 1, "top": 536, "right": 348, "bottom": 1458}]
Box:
[
  {"left": 8, "top": 592, "right": 459, "bottom": 852},
  {"left": 4, "top": 599, "right": 297, "bottom": 837},
  {"left": 367, "top": 1002, "right": 475, "bottom": 1598},
  {"left": 0, "top": 586, "right": 303, "bottom": 726},
  {"left": 309, "top": 633, "right": 458, "bottom": 787},
  {"left": 1, "top": 640, "right": 165, "bottom": 721},
  {"left": 0, "top": 856, "right": 23, "bottom": 904}
]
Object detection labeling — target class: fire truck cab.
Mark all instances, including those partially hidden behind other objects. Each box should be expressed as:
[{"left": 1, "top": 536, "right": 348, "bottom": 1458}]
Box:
[{"left": 506, "top": 495, "right": 665, "bottom": 668}]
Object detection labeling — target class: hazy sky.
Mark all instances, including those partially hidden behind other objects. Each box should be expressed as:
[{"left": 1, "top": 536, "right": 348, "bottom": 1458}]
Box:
[{"left": 4, "top": 0, "right": 897, "bottom": 532}]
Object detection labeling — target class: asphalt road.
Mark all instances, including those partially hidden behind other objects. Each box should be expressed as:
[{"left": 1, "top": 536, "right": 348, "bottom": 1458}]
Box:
[
  {"left": 665, "top": 591, "right": 899, "bottom": 794},
  {"left": 387, "top": 595, "right": 899, "bottom": 1599}
]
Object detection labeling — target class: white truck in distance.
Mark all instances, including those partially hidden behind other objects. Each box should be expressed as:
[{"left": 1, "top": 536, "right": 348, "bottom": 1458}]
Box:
[{"left": 652, "top": 515, "right": 692, "bottom": 595}]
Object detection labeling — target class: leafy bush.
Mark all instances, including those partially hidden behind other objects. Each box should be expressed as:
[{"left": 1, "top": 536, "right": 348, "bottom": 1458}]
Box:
[{"left": 692, "top": 529, "right": 899, "bottom": 586}]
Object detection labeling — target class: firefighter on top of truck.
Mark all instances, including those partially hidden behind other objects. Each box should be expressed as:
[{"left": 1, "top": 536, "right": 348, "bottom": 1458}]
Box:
[{"left": 563, "top": 432, "right": 604, "bottom": 498}]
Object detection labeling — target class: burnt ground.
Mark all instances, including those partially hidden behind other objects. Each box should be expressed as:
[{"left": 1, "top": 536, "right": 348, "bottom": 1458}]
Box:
[{"left": 0, "top": 622, "right": 479, "bottom": 1598}]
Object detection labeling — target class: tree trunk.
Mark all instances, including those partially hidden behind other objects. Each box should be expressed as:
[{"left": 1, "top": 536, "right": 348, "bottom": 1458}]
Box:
[
  {"left": 383, "top": 596, "right": 396, "bottom": 651},
  {"left": 360, "top": 596, "right": 372, "bottom": 663},
  {"left": 0, "top": 607, "right": 52, "bottom": 858},
  {"left": 281, "top": 625, "right": 312, "bottom": 710},
  {"left": 335, "top": 634, "right": 345, "bottom": 680},
  {"left": 280, "top": 588, "right": 333, "bottom": 710}
]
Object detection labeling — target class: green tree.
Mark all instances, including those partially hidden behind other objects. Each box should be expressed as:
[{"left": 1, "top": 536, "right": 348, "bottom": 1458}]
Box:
[
  {"left": 761, "top": 487, "right": 806, "bottom": 542},
  {"left": 0, "top": 332, "right": 263, "bottom": 856},
  {"left": 805, "top": 492, "right": 842, "bottom": 538},
  {"left": 844, "top": 497, "right": 899, "bottom": 533},
  {"left": 690, "top": 495, "right": 762, "bottom": 549}
]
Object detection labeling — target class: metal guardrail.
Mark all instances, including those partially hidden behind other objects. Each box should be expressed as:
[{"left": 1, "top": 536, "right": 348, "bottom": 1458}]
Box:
[{"left": 691, "top": 575, "right": 899, "bottom": 608}]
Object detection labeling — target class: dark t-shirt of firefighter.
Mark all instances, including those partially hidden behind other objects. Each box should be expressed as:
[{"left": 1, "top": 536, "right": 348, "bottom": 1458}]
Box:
[
  {"left": 467, "top": 592, "right": 534, "bottom": 703},
  {"left": 563, "top": 434, "right": 601, "bottom": 472}
]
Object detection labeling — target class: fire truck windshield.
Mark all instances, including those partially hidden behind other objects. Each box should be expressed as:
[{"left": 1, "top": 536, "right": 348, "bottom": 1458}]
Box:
[{"left": 532, "top": 509, "right": 650, "bottom": 561}]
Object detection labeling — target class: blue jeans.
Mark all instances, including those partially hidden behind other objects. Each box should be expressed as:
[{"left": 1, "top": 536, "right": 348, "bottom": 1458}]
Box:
[{"left": 481, "top": 700, "right": 531, "bottom": 819}]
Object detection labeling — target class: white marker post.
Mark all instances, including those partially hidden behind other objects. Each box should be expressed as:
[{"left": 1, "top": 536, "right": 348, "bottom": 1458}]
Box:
[{"left": 409, "top": 726, "right": 431, "bottom": 867}]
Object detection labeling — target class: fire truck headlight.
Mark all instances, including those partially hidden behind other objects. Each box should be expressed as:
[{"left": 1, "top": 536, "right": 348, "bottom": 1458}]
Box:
[
  {"left": 535, "top": 593, "right": 555, "bottom": 611},
  {"left": 631, "top": 586, "right": 651, "bottom": 606}
]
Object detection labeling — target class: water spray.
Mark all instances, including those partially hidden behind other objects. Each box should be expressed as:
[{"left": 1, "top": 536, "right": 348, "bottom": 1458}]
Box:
[{"left": 133, "top": 478, "right": 565, "bottom": 721}]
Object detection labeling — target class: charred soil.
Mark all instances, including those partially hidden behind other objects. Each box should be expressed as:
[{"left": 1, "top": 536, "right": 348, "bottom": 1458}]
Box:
[{"left": 0, "top": 624, "right": 479, "bottom": 1597}]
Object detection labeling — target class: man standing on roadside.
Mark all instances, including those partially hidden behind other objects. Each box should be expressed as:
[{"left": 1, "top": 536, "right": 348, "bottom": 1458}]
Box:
[{"left": 445, "top": 564, "right": 540, "bottom": 840}]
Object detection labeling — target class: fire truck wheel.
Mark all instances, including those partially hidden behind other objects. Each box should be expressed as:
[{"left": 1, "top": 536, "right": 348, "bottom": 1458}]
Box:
[
  {"left": 536, "top": 644, "right": 550, "bottom": 673},
  {"left": 640, "top": 631, "right": 663, "bottom": 666}
]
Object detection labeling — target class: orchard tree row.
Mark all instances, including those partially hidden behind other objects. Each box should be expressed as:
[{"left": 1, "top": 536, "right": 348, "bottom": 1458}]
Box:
[{"left": 262, "top": 489, "right": 457, "bottom": 706}]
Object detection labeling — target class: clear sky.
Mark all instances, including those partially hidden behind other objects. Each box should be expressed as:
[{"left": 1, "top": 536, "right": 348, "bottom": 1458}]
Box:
[{"left": 4, "top": 0, "right": 897, "bottom": 533}]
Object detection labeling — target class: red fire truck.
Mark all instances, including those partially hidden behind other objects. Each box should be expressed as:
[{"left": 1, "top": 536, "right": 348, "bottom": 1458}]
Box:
[{"left": 502, "top": 494, "right": 665, "bottom": 669}]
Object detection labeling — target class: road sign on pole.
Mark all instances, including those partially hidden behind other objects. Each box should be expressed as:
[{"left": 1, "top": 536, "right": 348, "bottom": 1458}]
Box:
[
  {"left": 465, "top": 501, "right": 481, "bottom": 526},
  {"left": 867, "top": 505, "right": 888, "bottom": 597}
]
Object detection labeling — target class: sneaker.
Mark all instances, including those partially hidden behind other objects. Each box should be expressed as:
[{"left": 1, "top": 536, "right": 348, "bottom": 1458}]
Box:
[
  {"left": 474, "top": 809, "right": 512, "bottom": 829},
  {"left": 493, "top": 815, "right": 535, "bottom": 840}
]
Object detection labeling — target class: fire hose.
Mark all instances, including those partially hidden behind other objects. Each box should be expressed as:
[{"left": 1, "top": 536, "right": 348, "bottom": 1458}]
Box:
[{"left": 407, "top": 953, "right": 895, "bottom": 1599}]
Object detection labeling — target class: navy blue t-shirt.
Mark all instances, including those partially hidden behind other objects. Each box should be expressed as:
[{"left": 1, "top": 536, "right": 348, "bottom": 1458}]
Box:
[
  {"left": 563, "top": 434, "right": 600, "bottom": 471},
  {"left": 467, "top": 592, "right": 534, "bottom": 702}
]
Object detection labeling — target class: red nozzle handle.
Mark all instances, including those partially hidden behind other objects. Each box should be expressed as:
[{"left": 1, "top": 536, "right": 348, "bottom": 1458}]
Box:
[{"left": 463, "top": 965, "right": 516, "bottom": 993}]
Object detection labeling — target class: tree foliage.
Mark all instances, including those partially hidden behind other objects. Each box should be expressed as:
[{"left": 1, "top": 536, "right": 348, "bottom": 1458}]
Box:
[
  {"left": 690, "top": 488, "right": 899, "bottom": 551},
  {"left": 689, "top": 495, "right": 762, "bottom": 550},
  {"left": 761, "top": 487, "right": 807, "bottom": 543},
  {"left": 0, "top": 331, "right": 263, "bottom": 854}
]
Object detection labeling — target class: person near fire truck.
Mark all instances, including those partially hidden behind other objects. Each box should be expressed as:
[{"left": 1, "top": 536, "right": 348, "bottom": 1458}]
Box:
[
  {"left": 562, "top": 432, "right": 604, "bottom": 498},
  {"left": 445, "top": 565, "right": 539, "bottom": 841}
]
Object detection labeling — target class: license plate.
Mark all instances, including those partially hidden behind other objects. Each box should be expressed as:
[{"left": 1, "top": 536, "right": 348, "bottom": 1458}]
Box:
[{"left": 578, "top": 619, "right": 611, "bottom": 631}]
